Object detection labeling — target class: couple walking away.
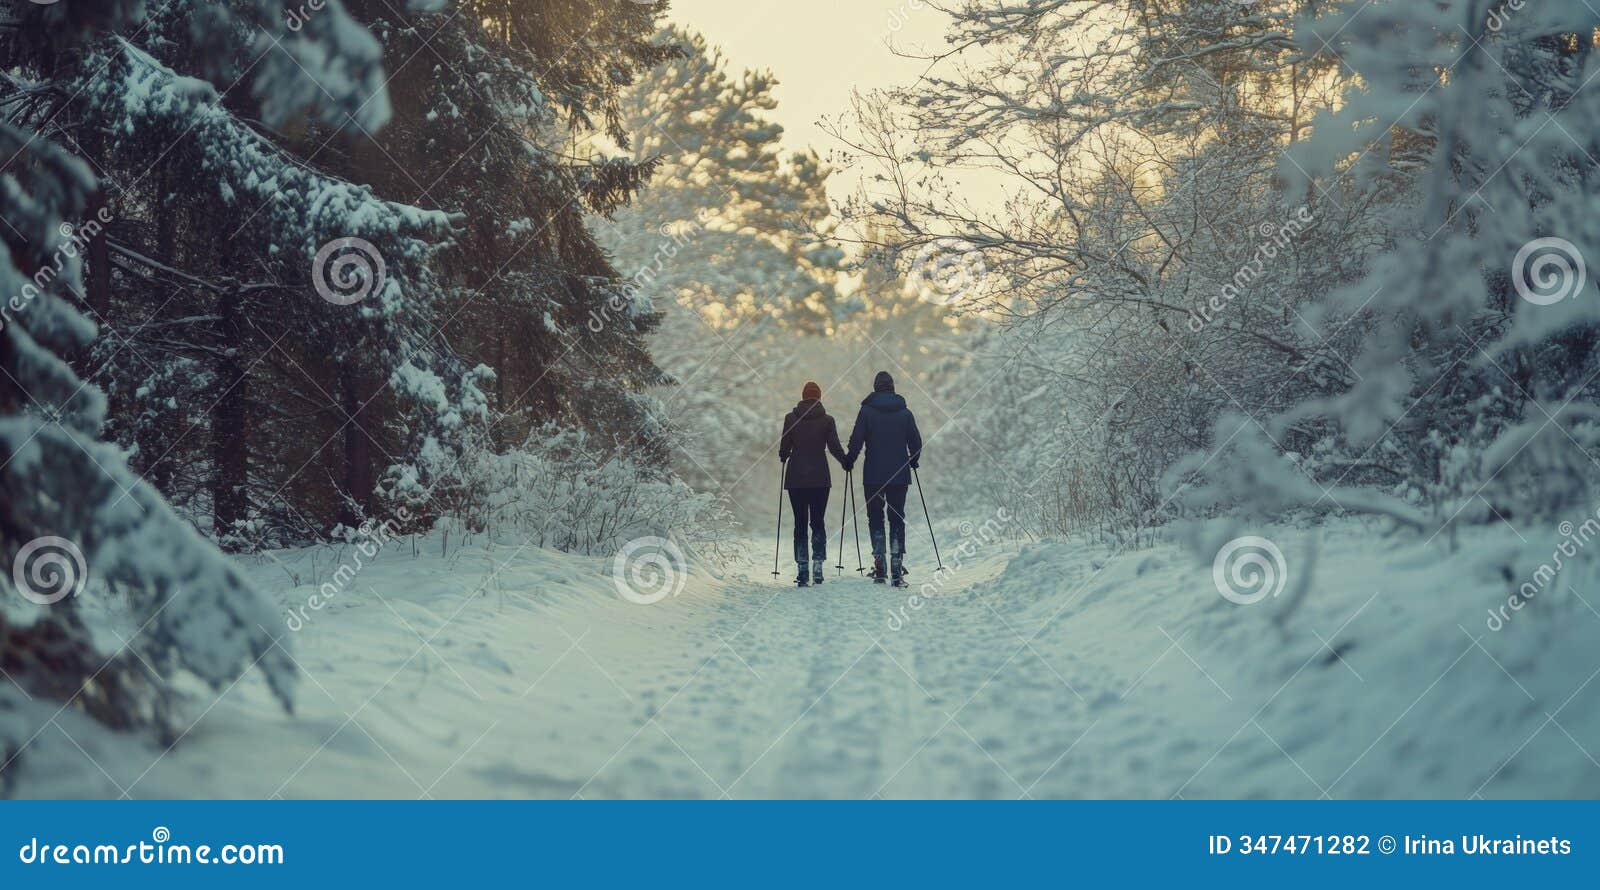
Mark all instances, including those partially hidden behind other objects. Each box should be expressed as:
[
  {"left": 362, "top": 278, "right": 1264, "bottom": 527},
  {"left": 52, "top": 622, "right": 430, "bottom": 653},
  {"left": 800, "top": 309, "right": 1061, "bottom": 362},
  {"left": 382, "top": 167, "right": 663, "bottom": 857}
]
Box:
[{"left": 778, "top": 371, "right": 922, "bottom": 588}]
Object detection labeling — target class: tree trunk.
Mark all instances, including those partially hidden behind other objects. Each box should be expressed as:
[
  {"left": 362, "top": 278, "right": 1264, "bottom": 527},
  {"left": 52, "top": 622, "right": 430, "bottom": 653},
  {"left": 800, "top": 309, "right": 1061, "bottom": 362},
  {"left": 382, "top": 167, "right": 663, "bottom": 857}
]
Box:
[
  {"left": 338, "top": 364, "right": 377, "bottom": 527},
  {"left": 211, "top": 287, "right": 249, "bottom": 547}
]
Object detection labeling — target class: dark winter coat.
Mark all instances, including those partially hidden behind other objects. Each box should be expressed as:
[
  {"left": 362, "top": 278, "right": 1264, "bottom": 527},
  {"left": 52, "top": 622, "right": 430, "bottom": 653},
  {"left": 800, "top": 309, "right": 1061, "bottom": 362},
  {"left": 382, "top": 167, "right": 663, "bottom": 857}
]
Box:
[
  {"left": 846, "top": 390, "right": 923, "bottom": 487},
  {"left": 779, "top": 400, "right": 848, "bottom": 489}
]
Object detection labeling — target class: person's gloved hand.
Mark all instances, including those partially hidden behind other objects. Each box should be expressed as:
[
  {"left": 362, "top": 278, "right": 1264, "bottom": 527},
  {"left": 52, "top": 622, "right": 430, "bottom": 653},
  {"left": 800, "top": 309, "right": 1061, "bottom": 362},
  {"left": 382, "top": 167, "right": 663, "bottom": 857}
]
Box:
[
  {"left": 909, "top": 458, "right": 920, "bottom": 470},
  {"left": 842, "top": 460, "right": 854, "bottom": 473}
]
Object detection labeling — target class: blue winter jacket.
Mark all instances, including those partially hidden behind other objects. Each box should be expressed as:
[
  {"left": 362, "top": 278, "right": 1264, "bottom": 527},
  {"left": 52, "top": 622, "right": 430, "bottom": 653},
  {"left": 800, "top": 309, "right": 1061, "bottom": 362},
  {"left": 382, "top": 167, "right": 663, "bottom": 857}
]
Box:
[{"left": 845, "top": 391, "right": 923, "bottom": 487}]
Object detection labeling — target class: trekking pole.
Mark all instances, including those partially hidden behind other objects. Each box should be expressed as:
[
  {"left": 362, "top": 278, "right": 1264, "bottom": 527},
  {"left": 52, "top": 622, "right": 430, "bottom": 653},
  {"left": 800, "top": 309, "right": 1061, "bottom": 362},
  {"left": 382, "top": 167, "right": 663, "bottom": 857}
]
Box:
[
  {"left": 771, "top": 460, "right": 787, "bottom": 580},
  {"left": 849, "top": 471, "right": 865, "bottom": 574},
  {"left": 835, "top": 476, "right": 848, "bottom": 572},
  {"left": 912, "top": 467, "right": 944, "bottom": 570}
]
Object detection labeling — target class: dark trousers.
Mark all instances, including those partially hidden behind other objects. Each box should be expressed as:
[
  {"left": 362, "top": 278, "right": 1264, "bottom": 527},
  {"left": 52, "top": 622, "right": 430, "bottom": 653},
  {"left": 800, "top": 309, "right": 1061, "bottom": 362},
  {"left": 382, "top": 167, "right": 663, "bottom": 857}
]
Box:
[
  {"left": 864, "top": 483, "right": 908, "bottom": 557},
  {"left": 787, "top": 487, "right": 829, "bottom": 564}
]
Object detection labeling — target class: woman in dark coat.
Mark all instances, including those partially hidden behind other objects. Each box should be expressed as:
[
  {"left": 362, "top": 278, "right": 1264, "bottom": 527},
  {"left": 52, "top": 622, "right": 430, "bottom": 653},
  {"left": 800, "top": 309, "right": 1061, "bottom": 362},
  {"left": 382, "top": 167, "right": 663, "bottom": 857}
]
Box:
[{"left": 779, "top": 381, "right": 851, "bottom": 586}]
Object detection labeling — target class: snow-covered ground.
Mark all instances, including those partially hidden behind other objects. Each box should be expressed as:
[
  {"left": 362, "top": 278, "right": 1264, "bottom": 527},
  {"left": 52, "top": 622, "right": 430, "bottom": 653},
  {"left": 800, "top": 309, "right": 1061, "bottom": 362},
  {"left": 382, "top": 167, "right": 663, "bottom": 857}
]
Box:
[{"left": 13, "top": 516, "right": 1600, "bottom": 798}]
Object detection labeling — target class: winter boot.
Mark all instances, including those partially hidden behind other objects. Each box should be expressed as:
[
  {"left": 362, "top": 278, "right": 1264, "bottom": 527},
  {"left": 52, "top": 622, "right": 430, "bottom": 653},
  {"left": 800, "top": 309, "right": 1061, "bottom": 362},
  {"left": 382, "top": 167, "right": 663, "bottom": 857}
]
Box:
[
  {"left": 870, "top": 555, "right": 887, "bottom": 584},
  {"left": 890, "top": 553, "right": 908, "bottom": 588},
  {"left": 811, "top": 559, "right": 825, "bottom": 585},
  {"left": 795, "top": 562, "right": 810, "bottom": 587}
]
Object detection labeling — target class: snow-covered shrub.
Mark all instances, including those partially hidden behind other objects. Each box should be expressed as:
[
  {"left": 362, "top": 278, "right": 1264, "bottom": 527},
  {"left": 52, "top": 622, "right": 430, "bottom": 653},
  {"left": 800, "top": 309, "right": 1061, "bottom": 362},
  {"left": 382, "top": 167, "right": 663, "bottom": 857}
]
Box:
[
  {"left": 379, "top": 421, "right": 737, "bottom": 563},
  {"left": 488, "top": 426, "right": 736, "bottom": 559}
]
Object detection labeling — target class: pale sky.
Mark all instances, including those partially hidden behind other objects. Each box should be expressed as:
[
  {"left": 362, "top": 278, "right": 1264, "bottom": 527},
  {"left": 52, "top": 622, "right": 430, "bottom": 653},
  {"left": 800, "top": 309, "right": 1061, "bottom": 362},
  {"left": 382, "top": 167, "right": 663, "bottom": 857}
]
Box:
[{"left": 665, "top": 0, "right": 949, "bottom": 159}]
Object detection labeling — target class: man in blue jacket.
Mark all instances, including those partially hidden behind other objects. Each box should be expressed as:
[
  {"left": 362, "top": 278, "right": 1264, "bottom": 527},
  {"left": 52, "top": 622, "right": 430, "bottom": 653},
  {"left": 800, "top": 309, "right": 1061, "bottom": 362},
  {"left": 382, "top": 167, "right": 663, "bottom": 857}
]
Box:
[{"left": 844, "top": 371, "right": 923, "bottom": 586}]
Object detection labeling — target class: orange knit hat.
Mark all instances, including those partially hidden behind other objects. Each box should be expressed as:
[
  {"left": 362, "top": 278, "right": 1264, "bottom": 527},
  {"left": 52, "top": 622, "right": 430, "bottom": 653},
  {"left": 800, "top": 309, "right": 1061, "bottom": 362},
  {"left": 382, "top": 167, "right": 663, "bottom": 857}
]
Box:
[{"left": 802, "top": 381, "right": 822, "bottom": 400}]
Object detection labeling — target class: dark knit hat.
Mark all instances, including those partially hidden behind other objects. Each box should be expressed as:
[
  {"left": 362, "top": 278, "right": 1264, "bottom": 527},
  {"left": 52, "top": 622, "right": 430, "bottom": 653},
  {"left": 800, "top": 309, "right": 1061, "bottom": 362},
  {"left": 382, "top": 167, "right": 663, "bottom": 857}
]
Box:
[
  {"left": 802, "top": 381, "right": 822, "bottom": 401},
  {"left": 873, "top": 371, "right": 895, "bottom": 392}
]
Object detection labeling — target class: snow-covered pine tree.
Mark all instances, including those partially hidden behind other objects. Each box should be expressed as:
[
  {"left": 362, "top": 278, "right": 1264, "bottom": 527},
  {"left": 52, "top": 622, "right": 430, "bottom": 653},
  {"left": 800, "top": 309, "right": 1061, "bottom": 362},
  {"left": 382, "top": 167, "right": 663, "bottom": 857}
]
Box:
[
  {"left": 595, "top": 27, "right": 846, "bottom": 497},
  {"left": 69, "top": 1, "right": 489, "bottom": 547},
  {"left": 0, "top": 0, "right": 434, "bottom": 781},
  {"left": 351, "top": 0, "right": 676, "bottom": 462}
]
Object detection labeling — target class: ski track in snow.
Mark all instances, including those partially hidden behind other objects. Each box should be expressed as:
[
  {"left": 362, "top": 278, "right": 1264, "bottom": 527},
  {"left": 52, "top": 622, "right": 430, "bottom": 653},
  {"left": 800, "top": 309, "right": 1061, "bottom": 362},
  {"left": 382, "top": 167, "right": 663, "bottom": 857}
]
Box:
[{"left": 14, "top": 519, "right": 1600, "bottom": 798}]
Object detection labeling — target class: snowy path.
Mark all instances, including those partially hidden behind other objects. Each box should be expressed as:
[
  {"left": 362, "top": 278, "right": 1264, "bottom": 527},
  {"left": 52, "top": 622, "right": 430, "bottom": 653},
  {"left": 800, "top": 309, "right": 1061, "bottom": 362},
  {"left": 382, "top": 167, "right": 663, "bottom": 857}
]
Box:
[
  {"left": 24, "top": 533, "right": 1098, "bottom": 798},
  {"left": 19, "top": 520, "right": 1600, "bottom": 798}
]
